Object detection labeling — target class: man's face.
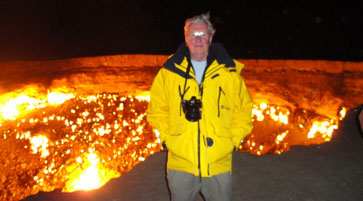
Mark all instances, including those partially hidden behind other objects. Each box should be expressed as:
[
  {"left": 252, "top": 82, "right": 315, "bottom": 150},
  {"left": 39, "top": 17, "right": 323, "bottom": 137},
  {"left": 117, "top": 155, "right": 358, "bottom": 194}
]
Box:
[{"left": 185, "top": 22, "right": 212, "bottom": 61}]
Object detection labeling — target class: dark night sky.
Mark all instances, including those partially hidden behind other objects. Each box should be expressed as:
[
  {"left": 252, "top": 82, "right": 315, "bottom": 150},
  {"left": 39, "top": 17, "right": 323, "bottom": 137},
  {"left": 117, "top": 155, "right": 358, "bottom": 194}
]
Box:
[{"left": 0, "top": 0, "right": 361, "bottom": 61}]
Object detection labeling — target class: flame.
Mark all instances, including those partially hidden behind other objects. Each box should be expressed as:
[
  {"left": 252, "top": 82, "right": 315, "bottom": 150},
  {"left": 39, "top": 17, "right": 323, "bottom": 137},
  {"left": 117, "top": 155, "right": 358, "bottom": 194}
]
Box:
[
  {"left": 65, "top": 153, "right": 115, "bottom": 191},
  {"left": 0, "top": 95, "right": 45, "bottom": 120},
  {"left": 244, "top": 100, "right": 344, "bottom": 155},
  {"left": 275, "top": 131, "right": 288, "bottom": 145},
  {"left": 305, "top": 107, "right": 346, "bottom": 141},
  {"left": 252, "top": 102, "right": 289, "bottom": 124},
  {"left": 29, "top": 135, "right": 50, "bottom": 158},
  {"left": 339, "top": 107, "right": 347, "bottom": 120},
  {"left": 0, "top": 91, "right": 158, "bottom": 195},
  {"left": 135, "top": 91, "right": 150, "bottom": 102},
  {"left": 0, "top": 87, "right": 348, "bottom": 200},
  {"left": 47, "top": 91, "right": 75, "bottom": 105},
  {"left": 252, "top": 103, "right": 265, "bottom": 121},
  {"left": 0, "top": 88, "right": 75, "bottom": 121},
  {"left": 307, "top": 120, "right": 338, "bottom": 141}
]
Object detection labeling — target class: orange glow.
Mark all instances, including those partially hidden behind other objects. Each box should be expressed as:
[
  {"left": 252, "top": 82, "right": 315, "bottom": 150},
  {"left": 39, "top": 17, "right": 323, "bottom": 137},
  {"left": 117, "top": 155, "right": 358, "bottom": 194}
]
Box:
[
  {"left": 0, "top": 88, "right": 75, "bottom": 121},
  {"left": 0, "top": 87, "right": 348, "bottom": 200},
  {"left": 243, "top": 100, "right": 344, "bottom": 155},
  {"left": 64, "top": 153, "right": 119, "bottom": 191},
  {"left": 1, "top": 89, "right": 160, "bottom": 196},
  {"left": 30, "top": 135, "right": 50, "bottom": 158},
  {"left": 307, "top": 120, "right": 338, "bottom": 141},
  {"left": 0, "top": 55, "right": 360, "bottom": 201},
  {"left": 339, "top": 107, "right": 347, "bottom": 120},
  {"left": 47, "top": 91, "right": 75, "bottom": 105},
  {"left": 275, "top": 131, "right": 288, "bottom": 145}
]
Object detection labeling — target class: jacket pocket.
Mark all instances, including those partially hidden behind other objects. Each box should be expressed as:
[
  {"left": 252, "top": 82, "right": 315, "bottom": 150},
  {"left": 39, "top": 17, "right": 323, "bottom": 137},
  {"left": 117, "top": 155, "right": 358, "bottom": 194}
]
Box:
[
  {"left": 217, "top": 86, "right": 225, "bottom": 117},
  {"left": 207, "top": 131, "right": 234, "bottom": 163},
  {"left": 166, "top": 131, "right": 195, "bottom": 166},
  {"left": 214, "top": 86, "right": 232, "bottom": 137}
]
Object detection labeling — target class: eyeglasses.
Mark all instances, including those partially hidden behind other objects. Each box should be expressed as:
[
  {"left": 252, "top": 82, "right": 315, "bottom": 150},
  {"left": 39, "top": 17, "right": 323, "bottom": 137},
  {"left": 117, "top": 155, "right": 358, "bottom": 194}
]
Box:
[{"left": 188, "top": 31, "right": 209, "bottom": 40}]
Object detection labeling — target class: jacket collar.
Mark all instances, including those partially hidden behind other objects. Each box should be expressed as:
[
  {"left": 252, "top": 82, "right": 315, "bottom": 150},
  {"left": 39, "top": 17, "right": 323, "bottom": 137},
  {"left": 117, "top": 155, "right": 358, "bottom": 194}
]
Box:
[{"left": 164, "top": 42, "right": 236, "bottom": 78}]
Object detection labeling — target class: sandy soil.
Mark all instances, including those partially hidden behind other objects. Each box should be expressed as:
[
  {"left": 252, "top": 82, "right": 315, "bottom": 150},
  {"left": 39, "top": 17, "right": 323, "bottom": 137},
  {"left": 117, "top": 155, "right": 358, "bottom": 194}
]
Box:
[{"left": 22, "top": 106, "right": 363, "bottom": 201}]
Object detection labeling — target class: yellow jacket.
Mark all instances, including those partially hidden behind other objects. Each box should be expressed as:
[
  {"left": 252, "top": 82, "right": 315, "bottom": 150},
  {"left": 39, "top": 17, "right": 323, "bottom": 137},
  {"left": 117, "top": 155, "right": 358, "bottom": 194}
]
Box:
[{"left": 147, "top": 43, "right": 253, "bottom": 177}]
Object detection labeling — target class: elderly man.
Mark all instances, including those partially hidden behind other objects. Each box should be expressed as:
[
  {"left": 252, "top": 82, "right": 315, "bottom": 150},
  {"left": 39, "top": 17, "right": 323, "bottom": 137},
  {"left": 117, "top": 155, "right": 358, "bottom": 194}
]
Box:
[{"left": 147, "top": 13, "right": 253, "bottom": 201}]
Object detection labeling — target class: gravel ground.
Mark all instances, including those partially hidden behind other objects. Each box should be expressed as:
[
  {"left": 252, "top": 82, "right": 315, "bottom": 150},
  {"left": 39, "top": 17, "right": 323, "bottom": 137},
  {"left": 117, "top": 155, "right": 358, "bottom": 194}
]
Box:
[{"left": 23, "top": 106, "right": 363, "bottom": 201}]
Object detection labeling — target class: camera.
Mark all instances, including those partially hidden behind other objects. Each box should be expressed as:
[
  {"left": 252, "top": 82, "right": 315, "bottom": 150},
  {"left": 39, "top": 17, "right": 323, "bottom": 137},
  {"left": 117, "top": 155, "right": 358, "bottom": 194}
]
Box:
[{"left": 182, "top": 96, "right": 202, "bottom": 122}]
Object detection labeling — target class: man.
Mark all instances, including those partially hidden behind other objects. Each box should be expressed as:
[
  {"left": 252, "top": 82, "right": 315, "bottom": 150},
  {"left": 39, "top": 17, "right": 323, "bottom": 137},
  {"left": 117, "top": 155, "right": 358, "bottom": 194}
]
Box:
[{"left": 147, "top": 13, "right": 253, "bottom": 201}]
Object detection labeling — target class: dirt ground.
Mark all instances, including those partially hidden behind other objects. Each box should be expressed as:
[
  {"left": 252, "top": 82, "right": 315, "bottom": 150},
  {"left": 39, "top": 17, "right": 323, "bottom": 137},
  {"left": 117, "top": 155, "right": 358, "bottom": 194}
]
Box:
[{"left": 22, "top": 106, "right": 363, "bottom": 201}]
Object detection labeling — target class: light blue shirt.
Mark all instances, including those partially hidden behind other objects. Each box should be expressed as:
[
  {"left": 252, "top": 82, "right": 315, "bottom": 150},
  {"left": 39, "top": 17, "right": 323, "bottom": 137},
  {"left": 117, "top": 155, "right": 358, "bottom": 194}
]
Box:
[{"left": 191, "top": 60, "right": 207, "bottom": 85}]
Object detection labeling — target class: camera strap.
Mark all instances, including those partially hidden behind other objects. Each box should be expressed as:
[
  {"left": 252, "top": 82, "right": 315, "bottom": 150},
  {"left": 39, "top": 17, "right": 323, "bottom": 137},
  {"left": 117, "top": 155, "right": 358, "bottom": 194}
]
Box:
[
  {"left": 180, "top": 64, "right": 192, "bottom": 101},
  {"left": 179, "top": 64, "right": 191, "bottom": 116}
]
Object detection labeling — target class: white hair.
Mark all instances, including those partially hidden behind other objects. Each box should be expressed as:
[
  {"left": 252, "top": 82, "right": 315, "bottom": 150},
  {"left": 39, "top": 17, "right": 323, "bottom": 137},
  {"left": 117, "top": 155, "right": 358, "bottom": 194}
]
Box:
[{"left": 184, "top": 12, "right": 216, "bottom": 36}]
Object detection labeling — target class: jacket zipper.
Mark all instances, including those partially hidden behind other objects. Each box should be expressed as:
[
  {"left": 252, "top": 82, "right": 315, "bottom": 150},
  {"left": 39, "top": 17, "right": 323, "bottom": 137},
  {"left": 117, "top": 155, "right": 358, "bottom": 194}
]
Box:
[
  {"left": 198, "top": 120, "right": 201, "bottom": 181},
  {"left": 196, "top": 60, "right": 209, "bottom": 180},
  {"left": 218, "top": 86, "right": 225, "bottom": 117},
  {"left": 198, "top": 82, "right": 204, "bottom": 180}
]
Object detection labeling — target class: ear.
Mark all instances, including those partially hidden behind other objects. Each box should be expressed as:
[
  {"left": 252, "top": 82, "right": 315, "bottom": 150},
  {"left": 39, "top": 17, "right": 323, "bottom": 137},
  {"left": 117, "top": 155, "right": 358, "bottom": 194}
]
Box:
[
  {"left": 209, "top": 35, "right": 213, "bottom": 45},
  {"left": 185, "top": 35, "right": 190, "bottom": 47}
]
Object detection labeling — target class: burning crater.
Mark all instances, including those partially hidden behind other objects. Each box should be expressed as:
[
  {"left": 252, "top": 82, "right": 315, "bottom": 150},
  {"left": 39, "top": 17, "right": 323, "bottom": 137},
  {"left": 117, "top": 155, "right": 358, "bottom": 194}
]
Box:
[{"left": 0, "top": 55, "right": 362, "bottom": 201}]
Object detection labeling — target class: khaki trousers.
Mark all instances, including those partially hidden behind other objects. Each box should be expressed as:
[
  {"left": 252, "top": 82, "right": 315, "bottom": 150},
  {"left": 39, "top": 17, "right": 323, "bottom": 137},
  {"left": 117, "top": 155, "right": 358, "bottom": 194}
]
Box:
[{"left": 167, "top": 169, "right": 232, "bottom": 201}]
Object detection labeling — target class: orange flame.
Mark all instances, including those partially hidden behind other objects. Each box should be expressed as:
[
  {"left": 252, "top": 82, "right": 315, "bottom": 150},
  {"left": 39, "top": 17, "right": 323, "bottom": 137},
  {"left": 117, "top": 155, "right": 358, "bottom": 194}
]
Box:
[
  {"left": 307, "top": 120, "right": 338, "bottom": 141},
  {"left": 29, "top": 135, "right": 50, "bottom": 158},
  {"left": 64, "top": 152, "right": 119, "bottom": 191},
  {"left": 0, "top": 87, "right": 348, "bottom": 200},
  {"left": 0, "top": 87, "right": 75, "bottom": 121}
]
